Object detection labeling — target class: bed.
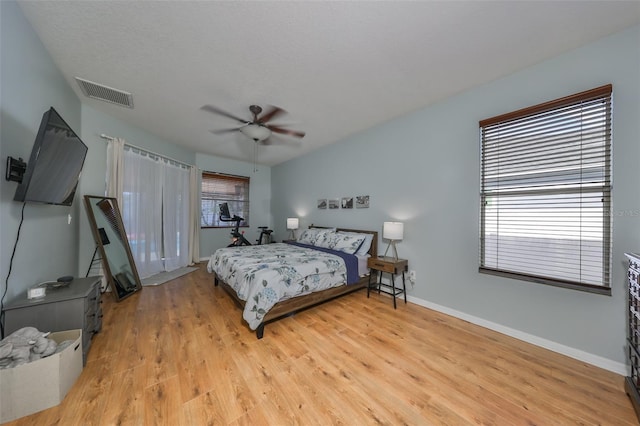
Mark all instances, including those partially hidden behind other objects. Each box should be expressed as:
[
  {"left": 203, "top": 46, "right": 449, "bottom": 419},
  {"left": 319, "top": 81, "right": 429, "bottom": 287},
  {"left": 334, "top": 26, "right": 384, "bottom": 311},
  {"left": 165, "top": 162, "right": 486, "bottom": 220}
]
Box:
[{"left": 207, "top": 226, "right": 378, "bottom": 338}]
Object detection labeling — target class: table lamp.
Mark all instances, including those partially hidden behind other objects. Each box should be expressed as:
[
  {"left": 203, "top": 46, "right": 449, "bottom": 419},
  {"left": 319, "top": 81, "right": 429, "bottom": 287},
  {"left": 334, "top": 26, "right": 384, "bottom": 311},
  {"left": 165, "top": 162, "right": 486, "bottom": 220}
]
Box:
[
  {"left": 287, "top": 217, "right": 299, "bottom": 240},
  {"left": 383, "top": 221, "right": 404, "bottom": 260}
]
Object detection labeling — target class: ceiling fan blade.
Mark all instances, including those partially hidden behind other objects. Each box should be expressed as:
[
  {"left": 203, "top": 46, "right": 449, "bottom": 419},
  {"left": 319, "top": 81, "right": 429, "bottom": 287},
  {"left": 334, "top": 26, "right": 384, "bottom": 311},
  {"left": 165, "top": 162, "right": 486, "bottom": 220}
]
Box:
[
  {"left": 209, "top": 128, "right": 241, "bottom": 135},
  {"left": 262, "top": 135, "right": 300, "bottom": 146},
  {"left": 201, "top": 105, "right": 247, "bottom": 124},
  {"left": 268, "top": 125, "right": 305, "bottom": 138},
  {"left": 258, "top": 105, "right": 287, "bottom": 124}
]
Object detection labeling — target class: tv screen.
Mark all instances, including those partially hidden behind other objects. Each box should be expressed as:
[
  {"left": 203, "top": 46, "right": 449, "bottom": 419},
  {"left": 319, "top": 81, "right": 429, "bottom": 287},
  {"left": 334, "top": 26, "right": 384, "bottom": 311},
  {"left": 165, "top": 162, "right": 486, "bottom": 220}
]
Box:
[
  {"left": 219, "top": 202, "right": 231, "bottom": 219},
  {"left": 14, "top": 107, "right": 88, "bottom": 206}
]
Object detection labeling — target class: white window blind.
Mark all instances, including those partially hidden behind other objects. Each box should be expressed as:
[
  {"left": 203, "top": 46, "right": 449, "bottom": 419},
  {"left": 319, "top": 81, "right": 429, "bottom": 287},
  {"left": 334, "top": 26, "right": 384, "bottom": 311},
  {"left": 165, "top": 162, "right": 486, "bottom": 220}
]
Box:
[
  {"left": 201, "top": 172, "right": 250, "bottom": 228},
  {"left": 479, "top": 85, "right": 612, "bottom": 294}
]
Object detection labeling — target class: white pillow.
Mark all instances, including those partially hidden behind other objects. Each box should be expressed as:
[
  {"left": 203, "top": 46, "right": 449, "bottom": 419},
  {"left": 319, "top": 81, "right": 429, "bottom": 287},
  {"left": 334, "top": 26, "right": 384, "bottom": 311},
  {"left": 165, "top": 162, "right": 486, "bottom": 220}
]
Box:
[{"left": 338, "top": 231, "right": 373, "bottom": 256}]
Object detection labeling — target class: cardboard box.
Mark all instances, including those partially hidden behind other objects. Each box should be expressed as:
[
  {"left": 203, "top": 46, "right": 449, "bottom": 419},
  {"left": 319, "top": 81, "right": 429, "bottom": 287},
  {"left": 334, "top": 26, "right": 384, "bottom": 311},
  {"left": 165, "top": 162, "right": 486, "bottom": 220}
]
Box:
[{"left": 0, "top": 329, "right": 83, "bottom": 423}]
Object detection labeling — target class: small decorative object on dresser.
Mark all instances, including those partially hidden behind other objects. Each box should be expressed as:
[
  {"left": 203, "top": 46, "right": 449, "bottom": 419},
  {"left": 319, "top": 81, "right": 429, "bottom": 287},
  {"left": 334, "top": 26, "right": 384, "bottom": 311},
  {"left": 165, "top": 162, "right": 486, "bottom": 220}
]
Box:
[{"left": 625, "top": 252, "right": 640, "bottom": 421}]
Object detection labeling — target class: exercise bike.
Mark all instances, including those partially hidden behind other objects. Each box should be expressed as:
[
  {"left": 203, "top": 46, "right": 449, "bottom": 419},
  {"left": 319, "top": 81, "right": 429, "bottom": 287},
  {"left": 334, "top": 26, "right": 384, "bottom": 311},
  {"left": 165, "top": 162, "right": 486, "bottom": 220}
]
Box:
[
  {"left": 219, "top": 203, "right": 273, "bottom": 247},
  {"left": 256, "top": 226, "right": 274, "bottom": 245}
]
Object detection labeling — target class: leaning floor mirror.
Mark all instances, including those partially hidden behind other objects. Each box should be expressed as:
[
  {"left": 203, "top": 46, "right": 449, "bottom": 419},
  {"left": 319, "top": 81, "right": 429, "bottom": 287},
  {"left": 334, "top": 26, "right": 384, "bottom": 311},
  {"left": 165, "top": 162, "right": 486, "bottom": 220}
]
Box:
[{"left": 84, "top": 195, "right": 142, "bottom": 301}]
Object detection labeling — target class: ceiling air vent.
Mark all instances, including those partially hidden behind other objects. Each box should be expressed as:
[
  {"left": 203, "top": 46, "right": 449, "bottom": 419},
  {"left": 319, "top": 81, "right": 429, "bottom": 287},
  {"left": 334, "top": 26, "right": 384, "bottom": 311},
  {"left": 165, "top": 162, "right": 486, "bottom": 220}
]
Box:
[{"left": 75, "top": 77, "right": 134, "bottom": 109}]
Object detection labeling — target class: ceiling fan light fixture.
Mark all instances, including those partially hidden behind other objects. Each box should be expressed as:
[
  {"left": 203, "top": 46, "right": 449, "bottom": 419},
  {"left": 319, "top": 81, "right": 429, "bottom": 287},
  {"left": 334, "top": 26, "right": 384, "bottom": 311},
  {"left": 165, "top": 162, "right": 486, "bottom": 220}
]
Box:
[{"left": 240, "top": 123, "right": 271, "bottom": 141}]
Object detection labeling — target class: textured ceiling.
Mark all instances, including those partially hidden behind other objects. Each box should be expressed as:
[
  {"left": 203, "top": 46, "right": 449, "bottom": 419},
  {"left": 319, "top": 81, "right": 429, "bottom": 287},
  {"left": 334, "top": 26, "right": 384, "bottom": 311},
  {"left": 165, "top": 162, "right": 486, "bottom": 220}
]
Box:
[{"left": 18, "top": 1, "right": 640, "bottom": 166}]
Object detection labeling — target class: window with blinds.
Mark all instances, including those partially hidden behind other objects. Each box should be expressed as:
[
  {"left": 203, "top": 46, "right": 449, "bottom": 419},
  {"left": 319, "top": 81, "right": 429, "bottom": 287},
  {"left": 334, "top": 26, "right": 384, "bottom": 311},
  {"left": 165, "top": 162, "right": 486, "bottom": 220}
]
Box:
[
  {"left": 201, "top": 172, "right": 250, "bottom": 228},
  {"left": 479, "top": 85, "right": 612, "bottom": 294}
]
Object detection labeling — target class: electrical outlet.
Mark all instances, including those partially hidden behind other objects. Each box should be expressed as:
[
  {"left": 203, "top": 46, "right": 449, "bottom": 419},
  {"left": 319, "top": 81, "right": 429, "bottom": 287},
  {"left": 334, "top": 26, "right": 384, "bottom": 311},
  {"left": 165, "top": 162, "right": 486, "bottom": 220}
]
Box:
[{"left": 409, "top": 270, "right": 416, "bottom": 283}]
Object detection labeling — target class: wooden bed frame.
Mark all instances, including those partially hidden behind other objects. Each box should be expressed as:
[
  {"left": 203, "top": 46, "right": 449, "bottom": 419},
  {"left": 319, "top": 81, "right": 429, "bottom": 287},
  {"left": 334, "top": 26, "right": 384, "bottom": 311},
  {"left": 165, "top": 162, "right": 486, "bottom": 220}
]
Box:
[{"left": 213, "top": 227, "right": 378, "bottom": 339}]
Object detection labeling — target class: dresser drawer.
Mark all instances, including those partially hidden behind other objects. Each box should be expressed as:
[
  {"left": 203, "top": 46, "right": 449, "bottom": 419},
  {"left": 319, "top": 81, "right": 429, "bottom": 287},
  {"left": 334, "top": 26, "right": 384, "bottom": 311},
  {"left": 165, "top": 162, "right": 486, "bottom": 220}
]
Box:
[
  {"left": 368, "top": 258, "right": 396, "bottom": 273},
  {"left": 368, "top": 257, "right": 408, "bottom": 274},
  {"left": 84, "top": 284, "right": 100, "bottom": 313}
]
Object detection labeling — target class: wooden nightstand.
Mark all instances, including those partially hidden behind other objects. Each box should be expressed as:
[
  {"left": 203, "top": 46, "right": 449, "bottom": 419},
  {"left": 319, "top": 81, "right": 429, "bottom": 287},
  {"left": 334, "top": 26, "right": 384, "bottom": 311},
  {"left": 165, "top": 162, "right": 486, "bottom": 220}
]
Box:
[{"left": 367, "top": 256, "right": 408, "bottom": 309}]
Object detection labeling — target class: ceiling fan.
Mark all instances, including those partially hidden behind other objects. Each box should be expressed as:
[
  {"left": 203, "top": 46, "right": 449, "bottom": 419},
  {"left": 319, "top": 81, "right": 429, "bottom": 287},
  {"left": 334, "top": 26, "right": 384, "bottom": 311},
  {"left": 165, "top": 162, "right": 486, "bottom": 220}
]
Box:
[{"left": 201, "top": 104, "right": 305, "bottom": 143}]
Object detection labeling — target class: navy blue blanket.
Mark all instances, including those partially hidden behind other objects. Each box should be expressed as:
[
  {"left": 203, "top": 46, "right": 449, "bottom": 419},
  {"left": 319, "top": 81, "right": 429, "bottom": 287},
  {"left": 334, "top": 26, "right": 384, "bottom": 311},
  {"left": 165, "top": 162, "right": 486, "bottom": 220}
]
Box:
[{"left": 286, "top": 241, "right": 360, "bottom": 285}]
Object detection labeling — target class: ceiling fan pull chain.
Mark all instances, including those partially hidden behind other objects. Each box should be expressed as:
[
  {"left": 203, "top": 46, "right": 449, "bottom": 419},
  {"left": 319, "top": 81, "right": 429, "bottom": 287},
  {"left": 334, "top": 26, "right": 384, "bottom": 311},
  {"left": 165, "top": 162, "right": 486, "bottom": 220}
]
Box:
[{"left": 253, "top": 142, "right": 258, "bottom": 172}]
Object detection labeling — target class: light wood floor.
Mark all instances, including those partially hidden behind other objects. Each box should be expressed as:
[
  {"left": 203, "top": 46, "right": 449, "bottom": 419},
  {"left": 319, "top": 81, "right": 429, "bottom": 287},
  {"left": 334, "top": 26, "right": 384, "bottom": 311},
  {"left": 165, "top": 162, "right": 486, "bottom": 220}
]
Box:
[{"left": 6, "top": 263, "right": 638, "bottom": 425}]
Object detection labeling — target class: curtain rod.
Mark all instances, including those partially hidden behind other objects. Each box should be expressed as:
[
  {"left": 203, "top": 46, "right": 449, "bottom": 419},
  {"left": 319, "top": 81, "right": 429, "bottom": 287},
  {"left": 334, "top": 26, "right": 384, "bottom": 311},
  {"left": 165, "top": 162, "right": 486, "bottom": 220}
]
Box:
[{"left": 100, "top": 133, "right": 194, "bottom": 169}]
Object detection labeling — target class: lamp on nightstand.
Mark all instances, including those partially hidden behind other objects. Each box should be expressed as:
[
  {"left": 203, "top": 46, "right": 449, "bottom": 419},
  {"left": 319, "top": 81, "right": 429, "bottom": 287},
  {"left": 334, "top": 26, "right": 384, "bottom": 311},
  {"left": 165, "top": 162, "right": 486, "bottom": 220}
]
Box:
[
  {"left": 287, "top": 217, "right": 299, "bottom": 240},
  {"left": 383, "top": 221, "right": 404, "bottom": 260}
]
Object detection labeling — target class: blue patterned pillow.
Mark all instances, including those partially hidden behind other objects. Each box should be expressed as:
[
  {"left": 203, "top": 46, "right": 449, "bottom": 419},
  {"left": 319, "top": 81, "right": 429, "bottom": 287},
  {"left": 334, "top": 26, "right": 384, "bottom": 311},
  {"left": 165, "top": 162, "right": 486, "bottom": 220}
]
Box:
[
  {"left": 316, "top": 232, "right": 366, "bottom": 254},
  {"left": 297, "top": 228, "right": 334, "bottom": 245},
  {"left": 338, "top": 231, "right": 374, "bottom": 256}
]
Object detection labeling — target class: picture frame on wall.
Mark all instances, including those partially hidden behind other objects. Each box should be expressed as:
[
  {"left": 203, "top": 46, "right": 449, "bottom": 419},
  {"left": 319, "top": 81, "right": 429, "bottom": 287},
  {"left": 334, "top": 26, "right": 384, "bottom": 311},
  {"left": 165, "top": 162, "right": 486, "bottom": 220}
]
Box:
[
  {"left": 317, "top": 199, "right": 327, "bottom": 209},
  {"left": 341, "top": 197, "right": 353, "bottom": 209},
  {"left": 328, "top": 199, "right": 340, "bottom": 209},
  {"left": 356, "top": 195, "right": 370, "bottom": 208}
]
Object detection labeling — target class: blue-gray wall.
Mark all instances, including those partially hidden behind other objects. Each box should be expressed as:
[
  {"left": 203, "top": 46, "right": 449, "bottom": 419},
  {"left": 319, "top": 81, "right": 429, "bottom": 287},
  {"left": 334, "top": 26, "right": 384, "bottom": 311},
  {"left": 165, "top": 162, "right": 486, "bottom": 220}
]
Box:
[
  {"left": 77, "top": 104, "right": 198, "bottom": 280},
  {"left": 272, "top": 25, "right": 640, "bottom": 371},
  {"left": 0, "top": 1, "right": 83, "bottom": 303},
  {"left": 0, "top": 2, "right": 270, "bottom": 307}
]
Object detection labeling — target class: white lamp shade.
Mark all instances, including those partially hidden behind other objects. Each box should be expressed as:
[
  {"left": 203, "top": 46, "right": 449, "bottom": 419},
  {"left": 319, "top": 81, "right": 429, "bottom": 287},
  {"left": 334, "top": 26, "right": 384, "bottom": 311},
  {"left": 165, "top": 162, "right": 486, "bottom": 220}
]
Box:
[
  {"left": 383, "top": 222, "right": 404, "bottom": 241},
  {"left": 287, "top": 217, "right": 299, "bottom": 230},
  {"left": 240, "top": 123, "right": 271, "bottom": 141}
]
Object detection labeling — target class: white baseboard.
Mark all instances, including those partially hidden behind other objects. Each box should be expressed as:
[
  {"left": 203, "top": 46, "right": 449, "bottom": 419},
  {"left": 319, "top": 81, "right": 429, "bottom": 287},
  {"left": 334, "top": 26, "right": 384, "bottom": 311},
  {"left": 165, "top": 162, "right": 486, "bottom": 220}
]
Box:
[{"left": 406, "top": 294, "right": 628, "bottom": 376}]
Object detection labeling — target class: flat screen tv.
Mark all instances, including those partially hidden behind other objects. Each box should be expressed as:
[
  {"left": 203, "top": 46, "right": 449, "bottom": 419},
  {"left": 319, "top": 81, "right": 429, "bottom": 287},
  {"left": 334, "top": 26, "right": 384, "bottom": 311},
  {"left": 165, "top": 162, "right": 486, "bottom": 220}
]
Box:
[{"left": 14, "top": 107, "right": 88, "bottom": 206}]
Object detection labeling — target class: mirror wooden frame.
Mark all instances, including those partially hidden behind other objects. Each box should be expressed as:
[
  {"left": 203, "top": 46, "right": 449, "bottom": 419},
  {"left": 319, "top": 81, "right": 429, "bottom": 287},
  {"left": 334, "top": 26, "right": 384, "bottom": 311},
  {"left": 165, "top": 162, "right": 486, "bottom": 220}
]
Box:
[{"left": 83, "top": 195, "right": 142, "bottom": 301}]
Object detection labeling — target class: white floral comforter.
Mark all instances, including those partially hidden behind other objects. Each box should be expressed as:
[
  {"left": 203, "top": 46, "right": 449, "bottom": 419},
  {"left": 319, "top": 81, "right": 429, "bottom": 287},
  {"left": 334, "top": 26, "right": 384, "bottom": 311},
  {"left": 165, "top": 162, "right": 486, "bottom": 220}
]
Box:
[{"left": 207, "top": 243, "right": 348, "bottom": 330}]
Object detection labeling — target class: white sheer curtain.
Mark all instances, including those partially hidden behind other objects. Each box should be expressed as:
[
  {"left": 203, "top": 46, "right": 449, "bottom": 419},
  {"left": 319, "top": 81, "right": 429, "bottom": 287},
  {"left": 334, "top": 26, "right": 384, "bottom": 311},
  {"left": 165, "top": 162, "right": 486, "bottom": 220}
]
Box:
[
  {"left": 188, "top": 167, "right": 200, "bottom": 264},
  {"left": 106, "top": 138, "right": 125, "bottom": 203},
  {"left": 162, "top": 161, "right": 190, "bottom": 271},
  {"left": 106, "top": 139, "right": 197, "bottom": 277},
  {"left": 122, "top": 148, "right": 164, "bottom": 278}
]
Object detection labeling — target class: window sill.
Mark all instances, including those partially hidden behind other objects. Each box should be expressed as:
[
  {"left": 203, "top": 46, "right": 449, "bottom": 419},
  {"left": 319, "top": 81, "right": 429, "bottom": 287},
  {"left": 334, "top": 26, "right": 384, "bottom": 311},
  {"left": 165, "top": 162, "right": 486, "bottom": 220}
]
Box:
[
  {"left": 479, "top": 267, "right": 611, "bottom": 296},
  {"left": 201, "top": 225, "right": 250, "bottom": 230}
]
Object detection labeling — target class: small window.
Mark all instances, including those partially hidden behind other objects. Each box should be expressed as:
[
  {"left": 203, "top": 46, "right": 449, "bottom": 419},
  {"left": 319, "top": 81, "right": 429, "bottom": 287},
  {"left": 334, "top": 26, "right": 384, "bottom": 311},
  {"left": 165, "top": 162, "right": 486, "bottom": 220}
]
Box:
[
  {"left": 201, "top": 172, "right": 250, "bottom": 228},
  {"left": 479, "top": 85, "right": 612, "bottom": 295}
]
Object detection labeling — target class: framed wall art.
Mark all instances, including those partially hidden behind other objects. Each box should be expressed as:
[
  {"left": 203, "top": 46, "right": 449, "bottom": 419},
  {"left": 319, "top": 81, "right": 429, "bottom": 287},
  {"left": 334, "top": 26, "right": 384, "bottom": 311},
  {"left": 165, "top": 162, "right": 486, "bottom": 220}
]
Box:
[
  {"left": 356, "top": 195, "right": 370, "bottom": 208},
  {"left": 341, "top": 197, "right": 353, "bottom": 209}
]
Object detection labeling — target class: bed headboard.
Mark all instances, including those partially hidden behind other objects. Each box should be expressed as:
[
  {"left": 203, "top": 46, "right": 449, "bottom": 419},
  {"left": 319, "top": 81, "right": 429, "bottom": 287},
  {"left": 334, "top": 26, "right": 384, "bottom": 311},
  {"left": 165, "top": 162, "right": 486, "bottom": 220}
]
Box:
[{"left": 309, "top": 224, "right": 378, "bottom": 258}]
